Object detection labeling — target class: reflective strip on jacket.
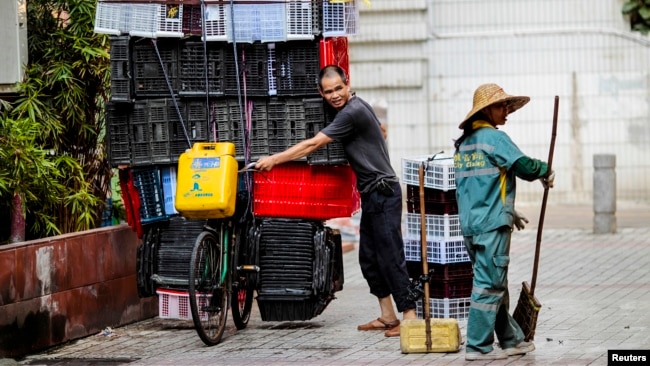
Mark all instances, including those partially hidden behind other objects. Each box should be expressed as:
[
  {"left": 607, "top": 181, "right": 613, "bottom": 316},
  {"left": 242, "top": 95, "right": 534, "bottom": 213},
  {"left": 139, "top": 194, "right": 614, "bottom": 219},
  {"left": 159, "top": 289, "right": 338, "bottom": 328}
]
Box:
[{"left": 454, "top": 122, "right": 525, "bottom": 236}]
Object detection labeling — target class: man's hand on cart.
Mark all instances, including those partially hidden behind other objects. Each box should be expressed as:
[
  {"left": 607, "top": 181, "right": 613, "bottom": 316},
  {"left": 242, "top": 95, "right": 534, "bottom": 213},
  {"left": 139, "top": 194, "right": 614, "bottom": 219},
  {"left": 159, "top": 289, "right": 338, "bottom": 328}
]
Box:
[
  {"left": 255, "top": 156, "right": 277, "bottom": 171},
  {"left": 238, "top": 162, "right": 258, "bottom": 173}
]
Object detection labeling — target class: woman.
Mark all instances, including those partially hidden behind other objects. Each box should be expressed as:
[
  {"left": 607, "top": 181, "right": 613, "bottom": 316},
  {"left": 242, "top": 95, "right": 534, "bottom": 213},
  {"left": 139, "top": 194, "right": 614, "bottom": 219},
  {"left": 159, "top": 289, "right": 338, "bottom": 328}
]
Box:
[{"left": 453, "top": 83, "right": 555, "bottom": 361}]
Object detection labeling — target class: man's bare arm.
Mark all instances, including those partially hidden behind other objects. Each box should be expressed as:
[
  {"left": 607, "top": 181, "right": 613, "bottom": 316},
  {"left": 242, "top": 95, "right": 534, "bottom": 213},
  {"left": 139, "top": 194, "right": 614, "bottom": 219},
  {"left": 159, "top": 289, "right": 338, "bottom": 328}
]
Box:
[{"left": 255, "top": 132, "right": 332, "bottom": 171}]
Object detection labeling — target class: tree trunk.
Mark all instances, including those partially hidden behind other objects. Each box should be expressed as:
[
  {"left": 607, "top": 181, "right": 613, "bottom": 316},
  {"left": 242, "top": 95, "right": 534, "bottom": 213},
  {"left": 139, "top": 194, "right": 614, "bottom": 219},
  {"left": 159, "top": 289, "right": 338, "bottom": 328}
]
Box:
[{"left": 10, "top": 192, "right": 26, "bottom": 243}]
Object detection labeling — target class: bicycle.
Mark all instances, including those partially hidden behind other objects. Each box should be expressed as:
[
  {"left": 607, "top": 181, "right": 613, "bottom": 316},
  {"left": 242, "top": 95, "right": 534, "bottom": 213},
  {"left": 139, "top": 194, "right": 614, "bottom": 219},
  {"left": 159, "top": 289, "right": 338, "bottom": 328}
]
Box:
[{"left": 185, "top": 159, "right": 259, "bottom": 346}]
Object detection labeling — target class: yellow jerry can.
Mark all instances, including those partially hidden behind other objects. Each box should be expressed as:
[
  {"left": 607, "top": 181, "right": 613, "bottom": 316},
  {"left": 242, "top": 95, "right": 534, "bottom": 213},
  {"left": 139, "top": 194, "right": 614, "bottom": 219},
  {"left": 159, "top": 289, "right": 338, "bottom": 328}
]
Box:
[{"left": 175, "top": 142, "right": 238, "bottom": 219}]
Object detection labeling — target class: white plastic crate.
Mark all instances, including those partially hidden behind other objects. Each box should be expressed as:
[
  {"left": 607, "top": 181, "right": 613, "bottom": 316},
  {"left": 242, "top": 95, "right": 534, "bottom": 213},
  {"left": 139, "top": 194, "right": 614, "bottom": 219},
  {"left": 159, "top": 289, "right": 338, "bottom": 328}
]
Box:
[
  {"left": 226, "top": 2, "right": 256, "bottom": 43},
  {"left": 157, "top": 288, "right": 211, "bottom": 321},
  {"left": 405, "top": 213, "right": 462, "bottom": 240},
  {"left": 226, "top": 1, "right": 288, "bottom": 43},
  {"left": 128, "top": 4, "right": 183, "bottom": 39},
  {"left": 94, "top": 1, "right": 123, "bottom": 35},
  {"left": 204, "top": 4, "right": 228, "bottom": 41},
  {"left": 322, "top": 0, "right": 359, "bottom": 37},
  {"left": 404, "top": 238, "right": 470, "bottom": 264},
  {"left": 416, "top": 297, "right": 471, "bottom": 321},
  {"left": 156, "top": 4, "right": 184, "bottom": 38},
  {"left": 401, "top": 154, "right": 456, "bottom": 191},
  {"left": 286, "top": 0, "right": 315, "bottom": 40},
  {"left": 267, "top": 43, "right": 278, "bottom": 95},
  {"left": 128, "top": 4, "right": 159, "bottom": 38},
  {"left": 259, "top": 2, "right": 287, "bottom": 42}
]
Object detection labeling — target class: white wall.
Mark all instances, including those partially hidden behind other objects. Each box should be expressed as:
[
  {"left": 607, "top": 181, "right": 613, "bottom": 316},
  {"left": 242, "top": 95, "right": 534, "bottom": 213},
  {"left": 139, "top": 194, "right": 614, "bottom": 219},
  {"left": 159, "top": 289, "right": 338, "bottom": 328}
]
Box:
[
  {"left": 0, "top": 0, "right": 28, "bottom": 93},
  {"left": 350, "top": 0, "right": 650, "bottom": 203}
]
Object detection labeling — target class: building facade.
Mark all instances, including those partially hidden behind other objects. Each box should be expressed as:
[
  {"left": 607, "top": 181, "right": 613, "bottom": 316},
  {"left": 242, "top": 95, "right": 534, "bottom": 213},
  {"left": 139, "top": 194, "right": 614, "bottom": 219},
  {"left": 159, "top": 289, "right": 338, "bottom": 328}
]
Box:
[{"left": 351, "top": 0, "right": 649, "bottom": 203}]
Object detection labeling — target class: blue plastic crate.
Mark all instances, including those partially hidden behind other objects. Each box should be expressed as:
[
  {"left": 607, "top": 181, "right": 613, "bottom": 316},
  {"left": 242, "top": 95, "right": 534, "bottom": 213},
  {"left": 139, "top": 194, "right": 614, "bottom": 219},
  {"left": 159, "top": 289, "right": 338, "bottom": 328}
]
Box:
[
  {"left": 132, "top": 166, "right": 169, "bottom": 224},
  {"left": 161, "top": 165, "right": 178, "bottom": 215}
]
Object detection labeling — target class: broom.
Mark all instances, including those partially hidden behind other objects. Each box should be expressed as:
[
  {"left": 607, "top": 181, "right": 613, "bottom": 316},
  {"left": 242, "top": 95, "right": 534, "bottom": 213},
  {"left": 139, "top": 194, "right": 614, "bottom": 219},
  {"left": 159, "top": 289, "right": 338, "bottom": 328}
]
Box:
[
  {"left": 419, "top": 162, "right": 433, "bottom": 350},
  {"left": 513, "top": 96, "right": 559, "bottom": 341},
  {"left": 400, "top": 160, "right": 461, "bottom": 354}
]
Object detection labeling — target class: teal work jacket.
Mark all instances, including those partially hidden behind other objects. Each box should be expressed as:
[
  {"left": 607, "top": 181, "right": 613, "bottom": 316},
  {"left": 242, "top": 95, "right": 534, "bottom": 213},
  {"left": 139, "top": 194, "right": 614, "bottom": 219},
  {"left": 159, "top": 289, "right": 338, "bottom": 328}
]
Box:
[{"left": 454, "top": 122, "right": 525, "bottom": 236}]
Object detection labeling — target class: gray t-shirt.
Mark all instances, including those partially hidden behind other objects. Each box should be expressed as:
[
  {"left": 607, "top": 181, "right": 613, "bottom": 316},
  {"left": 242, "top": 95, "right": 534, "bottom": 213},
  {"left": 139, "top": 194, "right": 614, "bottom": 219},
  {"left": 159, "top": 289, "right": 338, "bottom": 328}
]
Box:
[{"left": 320, "top": 96, "right": 396, "bottom": 193}]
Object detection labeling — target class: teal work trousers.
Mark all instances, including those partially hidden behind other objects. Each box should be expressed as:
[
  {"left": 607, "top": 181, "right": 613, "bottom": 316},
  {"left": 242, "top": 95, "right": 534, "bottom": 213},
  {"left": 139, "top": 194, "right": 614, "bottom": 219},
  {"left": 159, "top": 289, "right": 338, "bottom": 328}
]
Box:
[{"left": 463, "top": 227, "right": 525, "bottom": 353}]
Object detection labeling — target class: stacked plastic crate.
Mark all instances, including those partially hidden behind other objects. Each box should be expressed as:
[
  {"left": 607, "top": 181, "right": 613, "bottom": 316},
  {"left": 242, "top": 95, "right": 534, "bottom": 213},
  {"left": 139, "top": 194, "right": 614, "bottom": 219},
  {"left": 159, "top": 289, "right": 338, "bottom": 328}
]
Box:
[
  {"left": 401, "top": 154, "right": 473, "bottom": 322},
  {"left": 96, "top": 0, "right": 360, "bottom": 320}
]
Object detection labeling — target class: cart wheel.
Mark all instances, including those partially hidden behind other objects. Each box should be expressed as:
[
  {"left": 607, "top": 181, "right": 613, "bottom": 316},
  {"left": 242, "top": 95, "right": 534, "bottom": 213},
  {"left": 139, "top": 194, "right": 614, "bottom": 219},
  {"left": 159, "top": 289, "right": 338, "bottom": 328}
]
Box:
[
  {"left": 231, "top": 224, "right": 254, "bottom": 330},
  {"left": 189, "top": 229, "right": 229, "bottom": 346}
]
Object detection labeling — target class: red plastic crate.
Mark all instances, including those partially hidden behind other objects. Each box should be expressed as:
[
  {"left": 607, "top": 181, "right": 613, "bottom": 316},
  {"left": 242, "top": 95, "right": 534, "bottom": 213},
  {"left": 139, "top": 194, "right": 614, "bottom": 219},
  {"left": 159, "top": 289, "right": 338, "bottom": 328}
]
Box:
[
  {"left": 407, "top": 261, "right": 474, "bottom": 282},
  {"left": 319, "top": 37, "right": 349, "bottom": 81},
  {"left": 406, "top": 200, "right": 458, "bottom": 215},
  {"left": 429, "top": 277, "right": 473, "bottom": 299},
  {"left": 406, "top": 184, "right": 457, "bottom": 203},
  {"left": 118, "top": 168, "right": 144, "bottom": 239},
  {"left": 253, "top": 162, "right": 360, "bottom": 220}
]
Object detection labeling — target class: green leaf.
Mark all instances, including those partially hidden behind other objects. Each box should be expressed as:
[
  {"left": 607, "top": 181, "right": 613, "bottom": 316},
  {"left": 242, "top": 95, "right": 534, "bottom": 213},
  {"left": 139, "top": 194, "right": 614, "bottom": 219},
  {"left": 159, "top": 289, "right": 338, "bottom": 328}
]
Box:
[
  {"left": 639, "top": 6, "right": 650, "bottom": 20},
  {"left": 623, "top": 1, "right": 641, "bottom": 14}
]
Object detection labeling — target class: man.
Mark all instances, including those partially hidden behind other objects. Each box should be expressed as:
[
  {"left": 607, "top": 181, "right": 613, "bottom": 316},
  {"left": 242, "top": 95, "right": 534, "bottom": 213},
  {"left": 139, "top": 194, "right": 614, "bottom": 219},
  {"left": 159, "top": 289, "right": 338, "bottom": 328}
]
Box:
[
  {"left": 255, "top": 65, "right": 416, "bottom": 337},
  {"left": 453, "top": 83, "right": 555, "bottom": 360}
]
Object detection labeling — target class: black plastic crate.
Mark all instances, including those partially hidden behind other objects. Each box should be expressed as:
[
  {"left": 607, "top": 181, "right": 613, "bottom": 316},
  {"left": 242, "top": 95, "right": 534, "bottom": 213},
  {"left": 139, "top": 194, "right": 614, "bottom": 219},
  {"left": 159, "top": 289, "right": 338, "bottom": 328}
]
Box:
[
  {"left": 224, "top": 43, "right": 272, "bottom": 97},
  {"left": 215, "top": 98, "right": 268, "bottom": 161},
  {"left": 156, "top": 217, "right": 207, "bottom": 288},
  {"left": 303, "top": 98, "right": 348, "bottom": 165},
  {"left": 276, "top": 40, "right": 320, "bottom": 96},
  {"left": 132, "top": 38, "right": 178, "bottom": 97},
  {"left": 109, "top": 36, "right": 133, "bottom": 102},
  {"left": 148, "top": 99, "right": 174, "bottom": 165},
  {"left": 136, "top": 226, "right": 160, "bottom": 297},
  {"left": 179, "top": 41, "right": 225, "bottom": 96},
  {"left": 129, "top": 99, "right": 181, "bottom": 166},
  {"left": 256, "top": 294, "right": 318, "bottom": 321},
  {"left": 130, "top": 101, "right": 152, "bottom": 166},
  {"left": 106, "top": 103, "right": 131, "bottom": 166},
  {"left": 170, "top": 99, "right": 211, "bottom": 162},
  {"left": 253, "top": 219, "right": 343, "bottom": 321},
  {"left": 267, "top": 97, "right": 311, "bottom": 159},
  {"left": 132, "top": 166, "right": 168, "bottom": 224}
]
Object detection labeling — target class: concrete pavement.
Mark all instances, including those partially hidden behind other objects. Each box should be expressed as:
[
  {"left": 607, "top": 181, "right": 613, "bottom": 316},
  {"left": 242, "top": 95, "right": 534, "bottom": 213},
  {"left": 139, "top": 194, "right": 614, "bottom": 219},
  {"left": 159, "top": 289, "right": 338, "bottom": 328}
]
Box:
[{"left": 17, "top": 202, "right": 650, "bottom": 365}]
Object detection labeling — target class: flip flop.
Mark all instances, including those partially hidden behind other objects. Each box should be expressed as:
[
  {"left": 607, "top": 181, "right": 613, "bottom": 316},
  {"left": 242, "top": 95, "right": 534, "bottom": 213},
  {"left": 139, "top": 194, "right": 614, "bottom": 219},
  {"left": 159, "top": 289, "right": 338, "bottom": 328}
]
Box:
[{"left": 357, "top": 318, "right": 400, "bottom": 331}]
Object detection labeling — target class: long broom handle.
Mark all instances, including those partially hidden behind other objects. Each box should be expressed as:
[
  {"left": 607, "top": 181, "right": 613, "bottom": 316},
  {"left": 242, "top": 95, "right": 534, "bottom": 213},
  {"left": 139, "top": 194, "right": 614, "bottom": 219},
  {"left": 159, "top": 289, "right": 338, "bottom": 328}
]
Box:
[
  {"left": 419, "top": 163, "right": 432, "bottom": 351},
  {"left": 530, "top": 96, "right": 559, "bottom": 296}
]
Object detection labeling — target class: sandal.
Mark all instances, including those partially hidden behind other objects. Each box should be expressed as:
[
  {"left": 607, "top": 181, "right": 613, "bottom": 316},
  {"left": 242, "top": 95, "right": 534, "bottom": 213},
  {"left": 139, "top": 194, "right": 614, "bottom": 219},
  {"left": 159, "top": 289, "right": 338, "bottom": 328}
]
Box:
[{"left": 357, "top": 318, "right": 400, "bottom": 331}]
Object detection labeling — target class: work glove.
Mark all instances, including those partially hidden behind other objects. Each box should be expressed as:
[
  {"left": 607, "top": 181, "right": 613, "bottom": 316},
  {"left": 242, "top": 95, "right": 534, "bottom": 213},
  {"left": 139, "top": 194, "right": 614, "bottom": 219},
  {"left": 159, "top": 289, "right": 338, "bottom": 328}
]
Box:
[
  {"left": 513, "top": 210, "right": 529, "bottom": 231},
  {"left": 540, "top": 170, "right": 555, "bottom": 189}
]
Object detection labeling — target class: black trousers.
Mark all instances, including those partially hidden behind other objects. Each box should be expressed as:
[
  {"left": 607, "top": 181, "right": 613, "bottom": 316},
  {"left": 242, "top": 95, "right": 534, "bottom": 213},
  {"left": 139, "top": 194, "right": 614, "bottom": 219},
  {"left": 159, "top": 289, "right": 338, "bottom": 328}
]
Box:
[{"left": 358, "top": 180, "right": 415, "bottom": 312}]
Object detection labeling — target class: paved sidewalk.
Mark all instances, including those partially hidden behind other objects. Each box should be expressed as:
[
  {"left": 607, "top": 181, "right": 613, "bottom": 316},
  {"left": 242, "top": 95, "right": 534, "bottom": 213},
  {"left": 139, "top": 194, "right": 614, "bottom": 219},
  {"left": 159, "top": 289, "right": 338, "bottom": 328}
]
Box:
[{"left": 17, "top": 203, "right": 650, "bottom": 366}]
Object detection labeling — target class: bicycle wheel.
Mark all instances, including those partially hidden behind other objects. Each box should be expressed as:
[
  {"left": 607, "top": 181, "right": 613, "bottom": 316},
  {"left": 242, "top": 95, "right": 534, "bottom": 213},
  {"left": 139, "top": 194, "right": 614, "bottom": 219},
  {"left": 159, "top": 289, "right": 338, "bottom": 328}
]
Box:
[
  {"left": 230, "top": 225, "right": 254, "bottom": 330},
  {"left": 188, "top": 229, "right": 229, "bottom": 346}
]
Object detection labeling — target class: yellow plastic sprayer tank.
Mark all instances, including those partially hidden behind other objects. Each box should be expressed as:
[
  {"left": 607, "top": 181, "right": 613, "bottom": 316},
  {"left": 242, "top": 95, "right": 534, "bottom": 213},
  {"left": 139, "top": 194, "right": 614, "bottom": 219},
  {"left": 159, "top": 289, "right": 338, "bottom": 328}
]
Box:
[{"left": 175, "top": 142, "right": 238, "bottom": 219}]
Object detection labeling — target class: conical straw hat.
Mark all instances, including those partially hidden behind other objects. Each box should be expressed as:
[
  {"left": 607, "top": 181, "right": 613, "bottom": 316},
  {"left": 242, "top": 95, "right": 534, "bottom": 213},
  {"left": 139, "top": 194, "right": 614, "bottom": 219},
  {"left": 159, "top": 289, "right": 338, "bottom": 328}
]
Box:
[{"left": 459, "top": 83, "right": 530, "bottom": 129}]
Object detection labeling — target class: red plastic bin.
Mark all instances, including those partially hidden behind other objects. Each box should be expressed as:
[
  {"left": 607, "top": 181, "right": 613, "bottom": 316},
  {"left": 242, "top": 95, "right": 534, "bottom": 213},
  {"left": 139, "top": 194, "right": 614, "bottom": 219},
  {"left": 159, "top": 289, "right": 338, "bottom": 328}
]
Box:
[
  {"left": 118, "top": 168, "right": 144, "bottom": 239},
  {"left": 319, "top": 37, "right": 349, "bottom": 80},
  {"left": 407, "top": 261, "right": 474, "bottom": 282},
  {"left": 253, "top": 162, "right": 360, "bottom": 220},
  {"left": 429, "top": 277, "right": 473, "bottom": 299}
]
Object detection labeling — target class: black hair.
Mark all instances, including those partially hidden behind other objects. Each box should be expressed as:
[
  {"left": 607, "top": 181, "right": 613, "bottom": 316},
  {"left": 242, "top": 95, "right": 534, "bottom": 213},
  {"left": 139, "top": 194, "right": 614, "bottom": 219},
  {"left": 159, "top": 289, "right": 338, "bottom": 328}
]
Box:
[
  {"left": 318, "top": 65, "right": 348, "bottom": 90},
  {"left": 453, "top": 111, "right": 488, "bottom": 151}
]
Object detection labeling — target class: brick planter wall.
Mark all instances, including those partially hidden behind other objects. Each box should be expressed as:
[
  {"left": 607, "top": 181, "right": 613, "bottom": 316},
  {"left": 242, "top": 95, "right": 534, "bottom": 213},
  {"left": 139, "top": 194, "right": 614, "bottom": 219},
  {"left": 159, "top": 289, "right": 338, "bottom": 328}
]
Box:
[{"left": 0, "top": 224, "right": 157, "bottom": 358}]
